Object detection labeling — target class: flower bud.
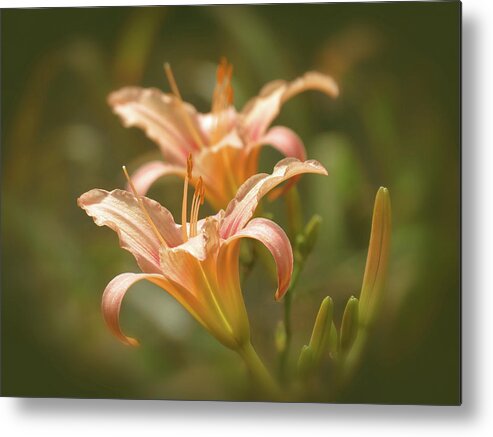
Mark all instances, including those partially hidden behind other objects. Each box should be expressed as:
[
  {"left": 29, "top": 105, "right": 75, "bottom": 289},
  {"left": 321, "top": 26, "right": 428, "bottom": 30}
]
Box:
[
  {"left": 298, "top": 214, "right": 322, "bottom": 258},
  {"left": 340, "top": 296, "right": 359, "bottom": 354},
  {"left": 298, "top": 344, "right": 314, "bottom": 378},
  {"left": 359, "top": 187, "right": 391, "bottom": 327},
  {"left": 308, "top": 296, "right": 334, "bottom": 363},
  {"left": 275, "top": 320, "right": 287, "bottom": 353}
]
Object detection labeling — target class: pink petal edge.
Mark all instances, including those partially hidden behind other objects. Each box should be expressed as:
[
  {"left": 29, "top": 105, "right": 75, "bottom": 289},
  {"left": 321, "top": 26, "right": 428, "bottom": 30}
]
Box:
[
  {"left": 129, "top": 160, "right": 186, "bottom": 196},
  {"left": 220, "top": 158, "right": 328, "bottom": 238},
  {"left": 223, "top": 218, "right": 294, "bottom": 300},
  {"left": 101, "top": 272, "right": 165, "bottom": 346}
]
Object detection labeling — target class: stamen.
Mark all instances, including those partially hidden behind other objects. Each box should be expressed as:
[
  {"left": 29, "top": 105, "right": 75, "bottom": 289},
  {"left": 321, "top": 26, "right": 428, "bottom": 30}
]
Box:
[
  {"left": 190, "top": 177, "right": 203, "bottom": 238},
  {"left": 164, "top": 63, "right": 205, "bottom": 149},
  {"left": 122, "top": 166, "right": 167, "bottom": 247},
  {"left": 181, "top": 154, "right": 193, "bottom": 242}
]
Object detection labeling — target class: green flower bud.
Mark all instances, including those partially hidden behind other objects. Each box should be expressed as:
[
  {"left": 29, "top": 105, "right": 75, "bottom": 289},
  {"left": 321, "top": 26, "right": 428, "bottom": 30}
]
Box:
[
  {"left": 308, "top": 296, "right": 334, "bottom": 364},
  {"left": 340, "top": 296, "right": 359, "bottom": 354},
  {"left": 298, "top": 344, "right": 314, "bottom": 378},
  {"left": 299, "top": 214, "right": 322, "bottom": 257},
  {"left": 275, "top": 320, "right": 287, "bottom": 353},
  {"left": 328, "top": 321, "right": 339, "bottom": 356},
  {"left": 359, "top": 187, "right": 392, "bottom": 327}
]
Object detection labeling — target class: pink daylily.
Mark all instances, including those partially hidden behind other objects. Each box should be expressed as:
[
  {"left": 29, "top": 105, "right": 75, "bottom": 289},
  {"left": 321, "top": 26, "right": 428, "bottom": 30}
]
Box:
[
  {"left": 108, "top": 58, "right": 338, "bottom": 209},
  {"left": 78, "top": 158, "right": 327, "bottom": 351}
]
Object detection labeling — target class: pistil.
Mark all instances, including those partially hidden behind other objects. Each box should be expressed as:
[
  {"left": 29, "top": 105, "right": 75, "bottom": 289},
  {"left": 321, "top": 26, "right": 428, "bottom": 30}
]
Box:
[
  {"left": 164, "top": 63, "right": 205, "bottom": 149},
  {"left": 122, "top": 166, "right": 167, "bottom": 247}
]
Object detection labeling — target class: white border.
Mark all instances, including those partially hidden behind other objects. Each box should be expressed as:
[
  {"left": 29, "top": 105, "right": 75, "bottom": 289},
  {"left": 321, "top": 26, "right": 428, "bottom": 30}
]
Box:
[{"left": 2, "top": 0, "right": 492, "bottom": 436}]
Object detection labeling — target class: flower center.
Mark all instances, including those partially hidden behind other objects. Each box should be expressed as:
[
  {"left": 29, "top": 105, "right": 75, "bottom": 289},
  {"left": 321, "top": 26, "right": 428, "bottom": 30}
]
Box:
[
  {"left": 164, "top": 63, "right": 205, "bottom": 149},
  {"left": 122, "top": 165, "right": 167, "bottom": 247},
  {"left": 211, "top": 57, "right": 234, "bottom": 143},
  {"left": 181, "top": 154, "right": 205, "bottom": 242}
]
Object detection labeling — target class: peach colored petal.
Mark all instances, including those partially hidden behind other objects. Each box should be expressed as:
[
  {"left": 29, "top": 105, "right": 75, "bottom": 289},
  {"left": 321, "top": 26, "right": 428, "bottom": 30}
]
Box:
[
  {"left": 240, "top": 72, "right": 339, "bottom": 141},
  {"left": 78, "top": 189, "right": 182, "bottom": 273},
  {"left": 101, "top": 272, "right": 165, "bottom": 346},
  {"left": 254, "top": 126, "right": 307, "bottom": 161},
  {"left": 101, "top": 272, "right": 215, "bottom": 346},
  {"left": 129, "top": 160, "right": 186, "bottom": 196},
  {"left": 197, "top": 107, "right": 238, "bottom": 143},
  {"left": 159, "top": 216, "right": 221, "bottom": 289},
  {"left": 220, "top": 158, "right": 328, "bottom": 238},
  {"left": 108, "top": 87, "right": 205, "bottom": 165},
  {"left": 158, "top": 218, "right": 243, "bottom": 348},
  {"left": 251, "top": 126, "right": 307, "bottom": 200},
  {"left": 193, "top": 138, "right": 248, "bottom": 210},
  {"left": 221, "top": 218, "right": 293, "bottom": 301}
]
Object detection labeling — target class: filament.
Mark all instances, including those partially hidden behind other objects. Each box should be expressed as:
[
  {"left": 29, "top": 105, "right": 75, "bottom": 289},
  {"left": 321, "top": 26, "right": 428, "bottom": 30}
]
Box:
[
  {"left": 189, "top": 177, "right": 204, "bottom": 238},
  {"left": 181, "top": 154, "right": 193, "bottom": 242}
]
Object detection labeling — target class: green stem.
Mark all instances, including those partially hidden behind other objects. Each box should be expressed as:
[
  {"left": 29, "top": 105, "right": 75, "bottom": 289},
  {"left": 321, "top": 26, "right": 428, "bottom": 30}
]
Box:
[
  {"left": 238, "top": 342, "right": 283, "bottom": 400},
  {"left": 279, "top": 256, "right": 303, "bottom": 381},
  {"left": 279, "top": 187, "right": 304, "bottom": 381}
]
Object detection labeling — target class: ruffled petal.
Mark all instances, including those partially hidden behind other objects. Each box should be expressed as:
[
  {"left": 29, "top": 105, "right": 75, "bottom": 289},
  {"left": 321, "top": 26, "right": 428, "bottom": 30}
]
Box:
[
  {"left": 108, "top": 87, "right": 206, "bottom": 165},
  {"left": 78, "top": 189, "right": 182, "bottom": 273},
  {"left": 240, "top": 72, "right": 339, "bottom": 141},
  {"left": 129, "top": 160, "right": 186, "bottom": 196},
  {"left": 221, "top": 218, "right": 293, "bottom": 301},
  {"left": 220, "top": 158, "right": 328, "bottom": 238}
]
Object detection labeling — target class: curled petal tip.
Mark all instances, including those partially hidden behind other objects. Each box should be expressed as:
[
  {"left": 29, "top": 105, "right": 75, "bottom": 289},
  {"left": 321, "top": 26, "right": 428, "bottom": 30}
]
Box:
[
  {"left": 274, "top": 288, "right": 284, "bottom": 302},
  {"left": 125, "top": 337, "right": 140, "bottom": 347}
]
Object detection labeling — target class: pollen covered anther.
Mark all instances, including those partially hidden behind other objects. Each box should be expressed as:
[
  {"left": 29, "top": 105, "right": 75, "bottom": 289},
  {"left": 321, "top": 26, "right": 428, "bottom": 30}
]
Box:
[
  {"left": 189, "top": 177, "right": 204, "bottom": 238},
  {"left": 211, "top": 57, "right": 234, "bottom": 143}
]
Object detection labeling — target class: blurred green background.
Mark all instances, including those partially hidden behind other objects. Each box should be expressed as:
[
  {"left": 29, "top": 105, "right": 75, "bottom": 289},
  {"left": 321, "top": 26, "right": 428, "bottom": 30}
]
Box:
[{"left": 1, "top": 3, "right": 460, "bottom": 404}]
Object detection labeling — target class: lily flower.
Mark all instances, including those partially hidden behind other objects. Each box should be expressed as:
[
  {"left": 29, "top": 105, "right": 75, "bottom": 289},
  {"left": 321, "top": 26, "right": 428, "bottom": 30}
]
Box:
[
  {"left": 108, "top": 58, "right": 338, "bottom": 209},
  {"left": 78, "top": 158, "right": 327, "bottom": 393}
]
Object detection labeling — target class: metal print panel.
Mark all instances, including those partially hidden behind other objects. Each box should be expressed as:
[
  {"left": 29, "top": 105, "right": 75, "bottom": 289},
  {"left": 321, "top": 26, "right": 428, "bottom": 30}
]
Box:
[{"left": 0, "top": 2, "right": 461, "bottom": 404}]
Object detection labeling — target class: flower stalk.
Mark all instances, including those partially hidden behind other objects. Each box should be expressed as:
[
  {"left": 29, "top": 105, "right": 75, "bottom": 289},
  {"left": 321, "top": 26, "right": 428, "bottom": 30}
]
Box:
[
  {"left": 279, "top": 194, "right": 323, "bottom": 381},
  {"left": 238, "top": 342, "right": 283, "bottom": 399}
]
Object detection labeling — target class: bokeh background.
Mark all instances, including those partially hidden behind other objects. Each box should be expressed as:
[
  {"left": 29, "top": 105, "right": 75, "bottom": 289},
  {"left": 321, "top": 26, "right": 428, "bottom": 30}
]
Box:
[{"left": 1, "top": 3, "right": 460, "bottom": 404}]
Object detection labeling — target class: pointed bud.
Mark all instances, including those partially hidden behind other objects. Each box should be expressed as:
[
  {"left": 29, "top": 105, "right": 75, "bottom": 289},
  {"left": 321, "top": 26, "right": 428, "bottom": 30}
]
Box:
[
  {"left": 298, "top": 344, "right": 314, "bottom": 378},
  {"left": 275, "top": 321, "right": 287, "bottom": 353},
  {"left": 308, "top": 296, "right": 333, "bottom": 363},
  {"left": 328, "top": 321, "right": 339, "bottom": 356},
  {"left": 303, "top": 214, "right": 322, "bottom": 254},
  {"left": 359, "top": 187, "right": 392, "bottom": 327},
  {"left": 340, "top": 296, "right": 359, "bottom": 354},
  {"left": 297, "top": 214, "right": 322, "bottom": 257}
]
